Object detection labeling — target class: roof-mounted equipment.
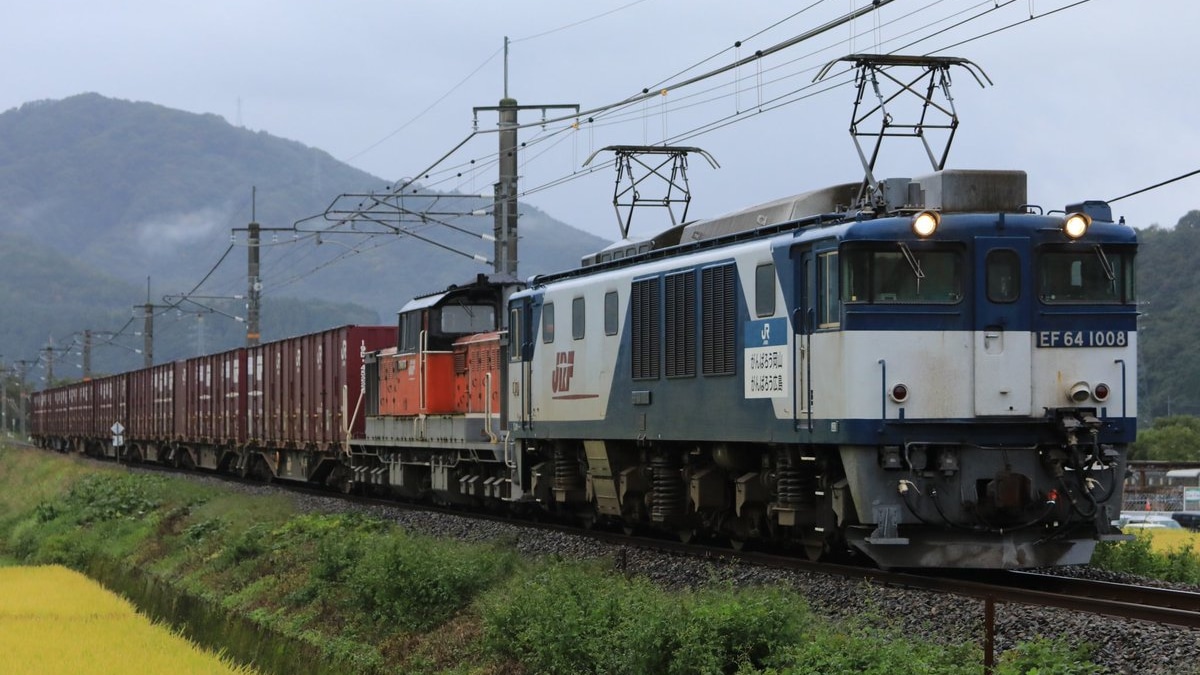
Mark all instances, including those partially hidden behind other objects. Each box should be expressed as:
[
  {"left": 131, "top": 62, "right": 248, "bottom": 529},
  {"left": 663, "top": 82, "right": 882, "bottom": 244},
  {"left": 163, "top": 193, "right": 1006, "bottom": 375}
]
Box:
[
  {"left": 815, "top": 54, "right": 992, "bottom": 211},
  {"left": 583, "top": 145, "right": 719, "bottom": 240}
]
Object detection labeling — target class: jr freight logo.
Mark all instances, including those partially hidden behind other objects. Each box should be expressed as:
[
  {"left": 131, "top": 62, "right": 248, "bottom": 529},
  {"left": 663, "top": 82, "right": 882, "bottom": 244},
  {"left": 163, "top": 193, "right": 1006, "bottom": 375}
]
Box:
[
  {"left": 550, "top": 350, "right": 599, "bottom": 400},
  {"left": 552, "top": 351, "right": 575, "bottom": 393}
]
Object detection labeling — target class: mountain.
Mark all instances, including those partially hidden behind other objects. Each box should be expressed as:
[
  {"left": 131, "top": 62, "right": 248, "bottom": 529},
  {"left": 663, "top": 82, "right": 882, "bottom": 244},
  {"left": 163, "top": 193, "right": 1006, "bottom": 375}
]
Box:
[
  {"left": 1131, "top": 211, "right": 1200, "bottom": 421},
  {"left": 0, "top": 94, "right": 607, "bottom": 376}
]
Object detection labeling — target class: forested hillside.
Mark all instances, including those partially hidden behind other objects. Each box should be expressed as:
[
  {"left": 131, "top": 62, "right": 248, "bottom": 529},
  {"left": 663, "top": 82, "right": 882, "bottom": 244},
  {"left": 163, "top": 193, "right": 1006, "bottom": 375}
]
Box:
[
  {"left": 0, "top": 94, "right": 606, "bottom": 374},
  {"left": 1131, "top": 210, "right": 1200, "bottom": 422}
]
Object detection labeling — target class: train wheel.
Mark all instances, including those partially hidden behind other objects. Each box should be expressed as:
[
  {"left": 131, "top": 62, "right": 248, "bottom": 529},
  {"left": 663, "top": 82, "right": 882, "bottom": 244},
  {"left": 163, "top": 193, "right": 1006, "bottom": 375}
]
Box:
[
  {"left": 676, "top": 527, "right": 697, "bottom": 544},
  {"left": 578, "top": 508, "right": 598, "bottom": 530},
  {"left": 802, "top": 527, "right": 841, "bottom": 562},
  {"left": 327, "top": 465, "right": 353, "bottom": 494}
]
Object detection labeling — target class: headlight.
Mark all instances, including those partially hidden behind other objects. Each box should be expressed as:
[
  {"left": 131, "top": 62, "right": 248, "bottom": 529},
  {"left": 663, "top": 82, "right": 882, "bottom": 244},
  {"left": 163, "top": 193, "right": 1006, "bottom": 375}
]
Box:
[
  {"left": 911, "top": 210, "right": 940, "bottom": 237},
  {"left": 1063, "top": 212, "right": 1091, "bottom": 239},
  {"left": 1068, "top": 381, "right": 1091, "bottom": 403}
]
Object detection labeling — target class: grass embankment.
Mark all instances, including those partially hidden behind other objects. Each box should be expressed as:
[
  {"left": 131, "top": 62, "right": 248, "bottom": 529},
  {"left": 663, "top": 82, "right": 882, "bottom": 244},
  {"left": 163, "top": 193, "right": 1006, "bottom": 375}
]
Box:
[
  {"left": 0, "top": 446, "right": 1099, "bottom": 675},
  {"left": 0, "top": 565, "right": 258, "bottom": 675}
]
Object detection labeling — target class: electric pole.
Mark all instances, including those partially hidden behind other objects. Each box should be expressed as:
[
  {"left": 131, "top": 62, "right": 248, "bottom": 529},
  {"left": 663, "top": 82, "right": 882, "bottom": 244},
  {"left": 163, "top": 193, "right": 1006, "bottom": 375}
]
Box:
[
  {"left": 0, "top": 359, "right": 8, "bottom": 436},
  {"left": 248, "top": 219, "right": 260, "bottom": 346},
  {"left": 12, "top": 359, "right": 33, "bottom": 438},
  {"left": 235, "top": 189, "right": 291, "bottom": 347},
  {"left": 136, "top": 279, "right": 172, "bottom": 367},
  {"left": 473, "top": 37, "right": 578, "bottom": 277},
  {"left": 143, "top": 301, "right": 153, "bottom": 367},
  {"left": 43, "top": 345, "right": 54, "bottom": 387},
  {"left": 82, "top": 330, "right": 93, "bottom": 381}
]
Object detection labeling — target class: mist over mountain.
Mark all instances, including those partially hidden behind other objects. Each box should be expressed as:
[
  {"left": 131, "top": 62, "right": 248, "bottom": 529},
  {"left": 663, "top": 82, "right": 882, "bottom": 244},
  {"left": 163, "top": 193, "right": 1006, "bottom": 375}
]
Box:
[{"left": 0, "top": 94, "right": 606, "bottom": 376}]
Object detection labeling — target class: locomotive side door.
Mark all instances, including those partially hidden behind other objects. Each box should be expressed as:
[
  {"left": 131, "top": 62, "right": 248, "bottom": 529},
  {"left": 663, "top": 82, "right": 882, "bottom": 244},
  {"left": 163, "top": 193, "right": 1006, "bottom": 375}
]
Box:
[
  {"left": 973, "top": 237, "right": 1032, "bottom": 416},
  {"left": 508, "top": 299, "right": 534, "bottom": 430},
  {"left": 789, "top": 246, "right": 813, "bottom": 431}
]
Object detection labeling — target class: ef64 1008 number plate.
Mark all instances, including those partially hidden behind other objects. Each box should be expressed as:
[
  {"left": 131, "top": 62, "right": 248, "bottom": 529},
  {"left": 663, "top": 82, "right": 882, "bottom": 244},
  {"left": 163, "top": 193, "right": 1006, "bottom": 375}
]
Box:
[{"left": 1035, "top": 330, "right": 1128, "bottom": 348}]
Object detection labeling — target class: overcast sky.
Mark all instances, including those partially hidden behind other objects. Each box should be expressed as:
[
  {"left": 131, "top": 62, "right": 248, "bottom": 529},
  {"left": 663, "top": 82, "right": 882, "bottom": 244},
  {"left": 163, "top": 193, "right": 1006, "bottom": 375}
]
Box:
[{"left": 3, "top": 0, "right": 1196, "bottom": 243}]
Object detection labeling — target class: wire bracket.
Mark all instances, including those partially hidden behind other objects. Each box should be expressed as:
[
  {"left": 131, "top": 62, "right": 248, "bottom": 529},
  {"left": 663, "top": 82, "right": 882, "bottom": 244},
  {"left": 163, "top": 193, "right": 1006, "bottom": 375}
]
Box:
[
  {"left": 583, "top": 145, "right": 719, "bottom": 239},
  {"left": 815, "top": 54, "right": 991, "bottom": 210}
]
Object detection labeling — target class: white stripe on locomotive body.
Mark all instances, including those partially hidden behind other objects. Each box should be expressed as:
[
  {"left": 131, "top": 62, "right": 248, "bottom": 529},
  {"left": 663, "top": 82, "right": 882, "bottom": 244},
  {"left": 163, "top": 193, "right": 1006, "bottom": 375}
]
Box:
[{"left": 814, "top": 330, "right": 1136, "bottom": 422}]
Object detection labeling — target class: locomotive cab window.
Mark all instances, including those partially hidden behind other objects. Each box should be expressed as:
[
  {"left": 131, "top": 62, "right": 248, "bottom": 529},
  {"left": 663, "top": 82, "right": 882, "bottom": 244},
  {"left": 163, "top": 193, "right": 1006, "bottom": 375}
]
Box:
[
  {"left": 986, "top": 249, "right": 1021, "bottom": 303},
  {"left": 842, "top": 244, "right": 963, "bottom": 304},
  {"left": 509, "top": 307, "right": 522, "bottom": 362},
  {"left": 1038, "top": 245, "right": 1135, "bottom": 304},
  {"left": 399, "top": 311, "right": 422, "bottom": 352},
  {"left": 819, "top": 251, "right": 840, "bottom": 328},
  {"left": 755, "top": 263, "right": 776, "bottom": 317},
  {"left": 441, "top": 303, "right": 495, "bottom": 334},
  {"left": 604, "top": 291, "right": 618, "bottom": 336},
  {"left": 542, "top": 302, "right": 555, "bottom": 343},
  {"left": 572, "top": 297, "right": 585, "bottom": 340}
]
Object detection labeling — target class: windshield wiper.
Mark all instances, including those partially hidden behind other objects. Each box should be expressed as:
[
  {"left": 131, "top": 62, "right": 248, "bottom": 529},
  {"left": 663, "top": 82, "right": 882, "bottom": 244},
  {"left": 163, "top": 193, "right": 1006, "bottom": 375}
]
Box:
[
  {"left": 899, "top": 242, "right": 925, "bottom": 280},
  {"left": 1093, "top": 245, "right": 1115, "bottom": 281}
]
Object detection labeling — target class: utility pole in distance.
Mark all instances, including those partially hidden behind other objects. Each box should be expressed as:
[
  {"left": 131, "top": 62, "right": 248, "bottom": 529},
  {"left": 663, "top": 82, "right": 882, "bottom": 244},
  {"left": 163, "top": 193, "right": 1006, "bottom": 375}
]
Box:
[
  {"left": 0, "top": 358, "right": 8, "bottom": 436},
  {"left": 12, "top": 359, "right": 34, "bottom": 437},
  {"left": 82, "top": 330, "right": 92, "bottom": 381},
  {"left": 136, "top": 278, "right": 170, "bottom": 367},
  {"left": 247, "top": 219, "right": 260, "bottom": 346},
  {"left": 473, "top": 37, "right": 578, "bottom": 277},
  {"left": 234, "top": 188, "right": 292, "bottom": 347},
  {"left": 43, "top": 345, "right": 55, "bottom": 387}
]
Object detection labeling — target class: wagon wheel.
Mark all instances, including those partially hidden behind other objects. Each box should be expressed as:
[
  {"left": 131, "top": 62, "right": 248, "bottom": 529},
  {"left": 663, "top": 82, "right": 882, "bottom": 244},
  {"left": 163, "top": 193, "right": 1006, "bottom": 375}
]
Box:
[
  {"left": 327, "top": 465, "right": 354, "bottom": 494},
  {"left": 577, "top": 506, "right": 599, "bottom": 530},
  {"left": 728, "top": 507, "right": 764, "bottom": 552},
  {"left": 802, "top": 531, "right": 826, "bottom": 561}
]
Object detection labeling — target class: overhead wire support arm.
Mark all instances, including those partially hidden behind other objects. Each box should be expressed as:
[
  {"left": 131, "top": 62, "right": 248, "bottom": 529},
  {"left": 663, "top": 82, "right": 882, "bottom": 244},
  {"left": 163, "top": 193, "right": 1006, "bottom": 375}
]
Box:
[
  {"left": 583, "top": 145, "right": 719, "bottom": 240},
  {"left": 814, "top": 54, "right": 991, "bottom": 209},
  {"left": 352, "top": 213, "right": 492, "bottom": 266},
  {"left": 474, "top": 99, "right": 581, "bottom": 277}
]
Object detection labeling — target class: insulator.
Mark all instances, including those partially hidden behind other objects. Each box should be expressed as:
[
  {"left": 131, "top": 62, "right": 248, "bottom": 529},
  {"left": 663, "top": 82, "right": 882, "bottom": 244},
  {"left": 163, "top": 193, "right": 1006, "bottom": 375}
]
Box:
[{"left": 650, "top": 453, "right": 684, "bottom": 522}]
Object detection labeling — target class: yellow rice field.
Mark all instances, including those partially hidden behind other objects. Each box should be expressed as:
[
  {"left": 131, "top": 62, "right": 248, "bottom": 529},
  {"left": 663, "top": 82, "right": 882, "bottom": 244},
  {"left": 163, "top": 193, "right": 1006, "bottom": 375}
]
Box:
[
  {"left": 0, "top": 565, "right": 259, "bottom": 675},
  {"left": 1130, "top": 528, "right": 1200, "bottom": 555}
]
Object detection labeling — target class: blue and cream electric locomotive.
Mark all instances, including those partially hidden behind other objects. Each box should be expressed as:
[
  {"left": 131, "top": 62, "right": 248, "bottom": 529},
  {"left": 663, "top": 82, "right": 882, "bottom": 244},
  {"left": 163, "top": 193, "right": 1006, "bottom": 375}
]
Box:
[{"left": 506, "top": 168, "right": 1135, "bottom": 568}]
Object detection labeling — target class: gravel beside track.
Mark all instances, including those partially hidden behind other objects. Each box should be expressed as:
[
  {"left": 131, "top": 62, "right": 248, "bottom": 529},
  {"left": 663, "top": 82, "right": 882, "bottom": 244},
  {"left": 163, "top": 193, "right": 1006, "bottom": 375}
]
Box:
[{"left": 173, "top": 473, "right": 1200, "bottom": 674}]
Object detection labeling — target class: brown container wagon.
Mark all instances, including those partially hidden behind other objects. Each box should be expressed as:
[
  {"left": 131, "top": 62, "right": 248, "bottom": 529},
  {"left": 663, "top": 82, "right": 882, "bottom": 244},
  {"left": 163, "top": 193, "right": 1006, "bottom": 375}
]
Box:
[
  {"left": 126, "top": 362, "right": 183, "bottom": 462},
  {"left": 181, "top": 348, "right": 247, "bottom": 446},
  {"left": 31, "top": 380, "right": 93, "bottom": 453},
  {"left": 248, "top": 325, "right": 396, "bottom": 454},
  {"left": 127, "top": 362, "right": 182, "bottom": 444},
  {"left": 30, "top": 390, "right": 49, "bottom": 441},
  {"left": 91, "top": 373, "right": 128, "bottom": 457},
  {"left": 63, "top": 380, "right": 93, "bottom": 452}
]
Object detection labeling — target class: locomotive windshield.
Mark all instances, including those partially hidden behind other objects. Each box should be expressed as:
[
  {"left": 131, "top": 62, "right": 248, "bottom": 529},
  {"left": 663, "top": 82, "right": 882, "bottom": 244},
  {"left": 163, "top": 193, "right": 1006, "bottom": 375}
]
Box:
[
  {"left": 842, "top": 244, "right": 963, "bottom": 304},
  {"left": 441, "top": 303, "right": 496, "bottom": 333},
  {"left": 1038, "top": 245, "right": 1135, "bottom": 304}
]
